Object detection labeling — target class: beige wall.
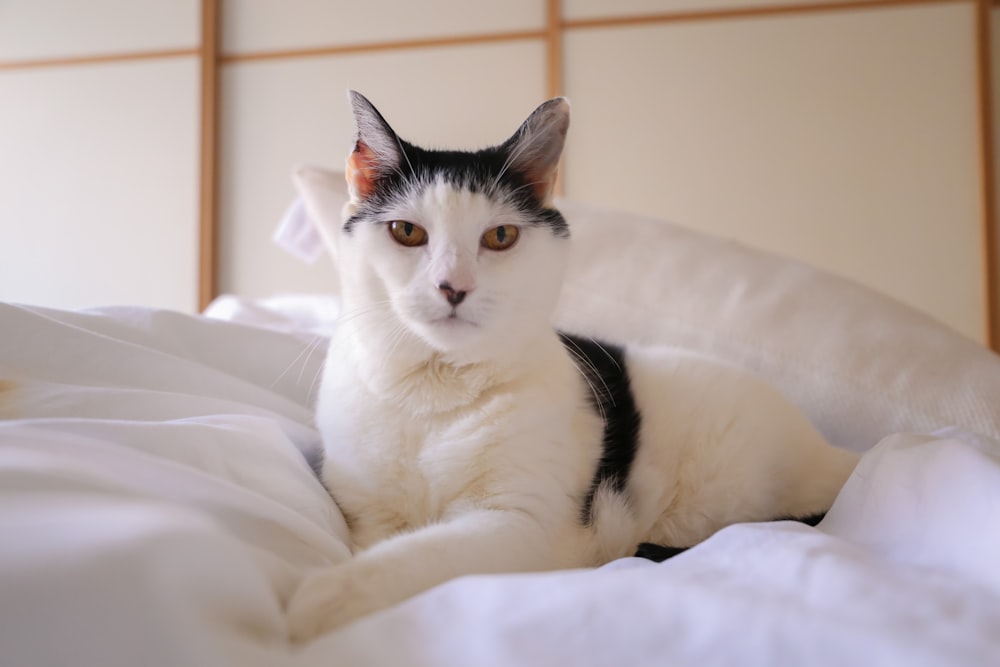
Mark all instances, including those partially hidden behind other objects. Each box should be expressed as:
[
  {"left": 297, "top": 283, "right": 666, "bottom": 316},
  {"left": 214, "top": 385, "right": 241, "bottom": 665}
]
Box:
[
  {"left": 217, "top": 0, "right": 550, "bottom": 304},
  {"left": 0, "top": 0, "right": 200, "bottom": 312},
  {"left": 0, "top": 0, "right": 197, "bottom": 60},
  {"left": 0, "top": 0, "right": 994, "bottom": 347},
  {"left": 564, "top": 3, "right": 983, "bottom": 342}
]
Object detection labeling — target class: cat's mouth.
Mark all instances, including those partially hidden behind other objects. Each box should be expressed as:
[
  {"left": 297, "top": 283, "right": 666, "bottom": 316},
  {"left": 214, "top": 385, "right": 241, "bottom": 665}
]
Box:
[
  {"left": 431, "top": 311, "right": 478, "bottom": 328},
  {"left": 428, "top": 308, "right": 479, "bottom": 329}
]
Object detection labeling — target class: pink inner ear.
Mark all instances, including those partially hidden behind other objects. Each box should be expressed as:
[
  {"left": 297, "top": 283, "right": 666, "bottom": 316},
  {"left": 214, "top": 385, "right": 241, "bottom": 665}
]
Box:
[
  {"left": 346, "top": 141, "right": 380, "bottom": 200},
  {"left": 526, "top": 166, "right": 558, "bottom": 203}
]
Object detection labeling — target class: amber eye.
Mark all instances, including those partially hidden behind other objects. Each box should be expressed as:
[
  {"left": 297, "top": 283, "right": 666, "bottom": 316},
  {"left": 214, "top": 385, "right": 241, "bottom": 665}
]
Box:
[
  {"left": 481, "top": 225, "right": 519, "bottom": 251},
  {"left": 388, "top": 220, "right": 428, "bottom": 247}
]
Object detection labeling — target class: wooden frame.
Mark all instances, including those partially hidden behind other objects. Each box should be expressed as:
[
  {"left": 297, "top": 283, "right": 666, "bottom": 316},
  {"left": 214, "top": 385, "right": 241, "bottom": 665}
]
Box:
[
  {"left": 0, "top": 47, "right": 197, "bottom": 71},
  {"left": 199, "top": 0, "right": 220, "bottom": 311},
  {"left": 977, "top": 0, "right": 999, "bottom": 347},
  {"left": 562, "top": 0, "right": 970, "bottom": 29},
  {"left": 0, "top": 0, "right": 996, "bottom": 349}
]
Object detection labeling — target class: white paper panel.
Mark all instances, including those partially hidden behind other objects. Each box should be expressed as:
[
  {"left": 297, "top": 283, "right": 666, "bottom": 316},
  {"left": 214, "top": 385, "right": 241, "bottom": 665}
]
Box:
[
  {"left": 564, "top": 3, "right": 984, "bottom": 341},
  {"left": 565, "top": 0, "right": 864, "bottom": 21},
  {"left": 222, "top": 0, "right": 544, "bottom": 54},
  {"left": 0, "top": 0, "right": 198, "bottom": 61},
  {"left": 0, "top": 59, "right": 200, "bottom": 312},
  {"left": 218, "top": 41, "right": 546, "bottom": 299}
]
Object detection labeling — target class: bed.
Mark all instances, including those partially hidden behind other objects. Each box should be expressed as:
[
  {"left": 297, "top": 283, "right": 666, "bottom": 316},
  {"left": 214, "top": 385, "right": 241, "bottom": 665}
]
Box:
[{"left": 2, "top": 167, "right": 999, "bottom": 666}]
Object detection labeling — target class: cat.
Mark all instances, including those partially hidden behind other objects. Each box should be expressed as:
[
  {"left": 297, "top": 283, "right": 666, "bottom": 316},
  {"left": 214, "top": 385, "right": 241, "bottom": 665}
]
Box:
[{"left": 286, "top": 91, "right": 859, "bottom": 640}]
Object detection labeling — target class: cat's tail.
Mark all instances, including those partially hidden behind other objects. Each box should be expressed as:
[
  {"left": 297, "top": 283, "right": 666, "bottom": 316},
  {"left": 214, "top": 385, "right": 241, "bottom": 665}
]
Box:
[{"left": 585, "top": 481, "right": 643, "bottom": 565}]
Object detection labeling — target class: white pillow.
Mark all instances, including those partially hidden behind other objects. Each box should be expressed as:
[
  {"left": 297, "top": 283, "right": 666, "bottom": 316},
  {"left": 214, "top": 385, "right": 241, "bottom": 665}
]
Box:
[{"left": 293, "top": 166, "right": 1000, "bottom": 450}]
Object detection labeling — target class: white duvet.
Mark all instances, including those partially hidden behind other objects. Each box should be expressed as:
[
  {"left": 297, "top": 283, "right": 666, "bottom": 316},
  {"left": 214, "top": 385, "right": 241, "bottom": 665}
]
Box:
[{"left": 1, "top": 301, "right": 999, "bottom": 667}]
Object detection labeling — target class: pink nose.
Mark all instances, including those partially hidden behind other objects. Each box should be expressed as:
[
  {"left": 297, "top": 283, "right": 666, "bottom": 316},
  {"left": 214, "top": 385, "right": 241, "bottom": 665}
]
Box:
[{"left": 438, "top": 282, "right": 467, "bottom": 306}]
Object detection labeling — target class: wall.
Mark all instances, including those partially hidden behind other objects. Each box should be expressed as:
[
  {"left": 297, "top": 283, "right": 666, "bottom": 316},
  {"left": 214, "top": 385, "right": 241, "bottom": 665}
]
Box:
[
  {"left": 565, "top": 3, "right": 983, "bottom": 343},
  {"left": 216, "top": 0, "right": 991, "bottom": 345},
  {"left": 216, "top": 0, "right": 547, "bottom": 302},
  {"left": 0, "top": 0, "right": 996, "bottom": 349},
  {"left": 0, "top": 0, "right": 201, "bottom": 313}
]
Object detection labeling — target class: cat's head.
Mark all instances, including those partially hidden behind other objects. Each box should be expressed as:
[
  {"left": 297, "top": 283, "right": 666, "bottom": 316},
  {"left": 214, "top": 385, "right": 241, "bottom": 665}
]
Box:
[{"left": 335, "top": 91, "right": 571, "bottom": 366}]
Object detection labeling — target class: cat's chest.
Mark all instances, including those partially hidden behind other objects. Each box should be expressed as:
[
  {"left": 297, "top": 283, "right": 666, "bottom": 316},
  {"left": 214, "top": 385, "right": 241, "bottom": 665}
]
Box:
[
  {"left": 319, "top": 389, "right": 519, "bottom": 547},
  {"left": 315, "top": 339, "right": 603, "bottom": 549}
]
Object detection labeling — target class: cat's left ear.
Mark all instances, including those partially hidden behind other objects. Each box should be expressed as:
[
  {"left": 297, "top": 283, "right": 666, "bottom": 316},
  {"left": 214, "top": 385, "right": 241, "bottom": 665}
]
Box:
[
  {"left": 346, "top": 91, "right": 405, "bottom": 203},
  {"left": 501, "top": 98, "right": 570, "bottom": 204}
]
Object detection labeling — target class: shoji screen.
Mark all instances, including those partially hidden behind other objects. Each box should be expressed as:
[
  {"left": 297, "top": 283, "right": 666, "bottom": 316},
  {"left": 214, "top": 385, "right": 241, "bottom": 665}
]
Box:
[
  {"left": 4, "top": 1, "right": 993, "bottom": 347},
  {"left": 0, "top": 0, "right": 201, "bottom": 312},
  {"left": 562, "top": 1, "right": 985, "bottom": 343},
  {"left": 216, "top": 0, "right": 547, "bottom": 299},
  {"left": 215, "top": 0, "right": 993, "bottom": 346}
]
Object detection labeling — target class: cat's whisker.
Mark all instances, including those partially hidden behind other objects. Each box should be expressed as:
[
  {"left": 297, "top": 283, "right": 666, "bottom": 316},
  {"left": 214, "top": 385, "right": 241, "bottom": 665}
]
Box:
[
  {"left": 307, "top": 359, "right": 325, "bottom": 406},
  {"left": 490, "top": 136, "right": 535, "bottom": 195},
  {"left": 395, "top": 138, "right": 415, "bottom": 179},
  {"left": 339, "top": 304, "right": 414, "bottom": 375},
  {"left": 505, "top": 178, "right": 549, "bottom": 200},
  {"left": 567, "top": 349, "right": 610, "bottom": 406},
  {"left": 380, "top": 322, "right": 413, "bottom": 374},
  {"left": 296, "top": 334, "right": 327, "bottom": 386},
  {"left": 333, "top": 300, "right": 395, "bottom": 329},
  {"left": 386, "top": 161, "right": 408, "bottom": 184},
  {"left": 562, "top": 337, "right": 617, "bottom": 409},
  {"left": 573, "top": 364, "right": 608, "bottom": 425},
  {"left": 586, "top": 337, "right": 623, "bottom": 374},
  {"left": 330, "top": 299, "right": 409, "bottom": 375},
  {"left": 270, "top": 335, "right": 325, "bottom": 391},
  {"left": 489, "top": 147, "right": 520, "bottom": 195}
]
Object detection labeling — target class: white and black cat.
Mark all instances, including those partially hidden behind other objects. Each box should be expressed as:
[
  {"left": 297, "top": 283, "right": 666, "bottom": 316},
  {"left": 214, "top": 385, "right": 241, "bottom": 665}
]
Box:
[{"left": 286, "top": 92, "right": 858, "bottom": 639}]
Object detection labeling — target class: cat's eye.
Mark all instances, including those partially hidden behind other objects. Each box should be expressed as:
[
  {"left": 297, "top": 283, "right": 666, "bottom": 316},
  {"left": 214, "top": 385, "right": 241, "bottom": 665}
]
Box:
[
  {"left": 481, "top": 225, "right": 519, "bottom": 251},
  {"left": 388, "top": 220, "right": 428, "bottom": 247}
]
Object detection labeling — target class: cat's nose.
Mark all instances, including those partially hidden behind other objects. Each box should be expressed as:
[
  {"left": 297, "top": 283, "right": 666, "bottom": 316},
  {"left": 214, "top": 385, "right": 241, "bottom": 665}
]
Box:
[{"left": 438, "top": 282, "right": 468, "bottom": 306}]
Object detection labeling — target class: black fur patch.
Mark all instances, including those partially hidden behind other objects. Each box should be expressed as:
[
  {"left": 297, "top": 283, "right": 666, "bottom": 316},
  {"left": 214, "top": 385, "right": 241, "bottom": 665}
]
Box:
[
  {"left": 635, "top": 543, "right": 687, "bottom": 562},
  {"left": 795, "top": 512, "right": 827, "bottom": 527},
  {"left": 559, "top": 333, "right": 642, "bottom": 525},
  {"left": 344, "top": 139, "right": 569, "bottom": 238},
  {"left": 634, "top": 513, "right": 830, "bottom": 563}
]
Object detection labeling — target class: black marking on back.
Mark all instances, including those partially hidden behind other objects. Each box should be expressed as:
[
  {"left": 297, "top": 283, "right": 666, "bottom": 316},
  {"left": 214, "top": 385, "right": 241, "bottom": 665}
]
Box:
[
  {"left": 343, "top": 139, "right": 569, "bottom": 238},
  {"left": 559, "top": 333, "right": 642, "bottom": 525}
]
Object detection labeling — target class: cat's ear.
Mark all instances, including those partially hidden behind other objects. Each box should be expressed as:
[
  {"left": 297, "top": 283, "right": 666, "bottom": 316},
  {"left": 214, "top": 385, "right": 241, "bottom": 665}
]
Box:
[
  {"left": 345, "top": 91, "right": 404, "bottom": 202},
  {"left": 502, "top": 98, "right": 570, "bottom": 204}
]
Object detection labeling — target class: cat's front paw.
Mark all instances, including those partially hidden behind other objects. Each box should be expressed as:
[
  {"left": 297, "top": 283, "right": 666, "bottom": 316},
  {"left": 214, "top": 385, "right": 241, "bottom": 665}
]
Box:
[{"left": 285, "top": 563, "right": 383, "bottom": 642}]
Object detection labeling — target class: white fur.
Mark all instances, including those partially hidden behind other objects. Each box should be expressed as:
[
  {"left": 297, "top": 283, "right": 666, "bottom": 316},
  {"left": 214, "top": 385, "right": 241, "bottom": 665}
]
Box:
[{"left": 286, "top": 101, "right": 858, "bottom": 640}]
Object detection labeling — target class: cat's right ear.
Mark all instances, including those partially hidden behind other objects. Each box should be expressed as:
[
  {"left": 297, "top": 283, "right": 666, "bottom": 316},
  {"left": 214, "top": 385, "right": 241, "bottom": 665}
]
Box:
[{"left": 346, "top": 91, "right": 404, "bottom": 202}]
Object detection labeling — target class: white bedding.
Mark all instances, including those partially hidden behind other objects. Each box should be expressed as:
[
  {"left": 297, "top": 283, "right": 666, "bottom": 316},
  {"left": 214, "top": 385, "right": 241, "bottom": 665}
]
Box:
[{"left": 2, "top": 299, "right": 999, "bottom": 666}]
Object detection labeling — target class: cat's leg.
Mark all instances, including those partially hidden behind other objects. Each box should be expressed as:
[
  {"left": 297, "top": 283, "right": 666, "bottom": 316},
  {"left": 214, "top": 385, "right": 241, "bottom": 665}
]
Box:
[{"left": 285, "top": 507, "right": 567, "bottom": 640}]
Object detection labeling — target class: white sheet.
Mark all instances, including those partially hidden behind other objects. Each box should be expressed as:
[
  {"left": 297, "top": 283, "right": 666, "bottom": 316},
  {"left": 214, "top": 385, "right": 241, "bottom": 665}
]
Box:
[{"left": 2, "top": 301, "right": 999, "bottom": 666}]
